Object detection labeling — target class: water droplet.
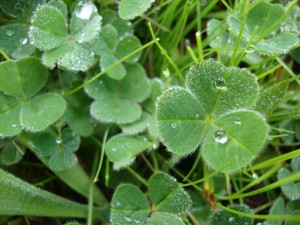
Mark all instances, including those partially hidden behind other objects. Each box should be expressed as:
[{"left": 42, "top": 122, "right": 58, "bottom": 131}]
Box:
[
  {"left": 20, "top": 37, "right": 28, "bottom": 45},
  {"left": 162, "top": 68, "right": 170, "bottom": 77},
  {"left": 6, "top": 30, "right": 14, "bottom": 37},
  {"left": 56, "top": 137, "right": 62, "bottom": 144},
  {"left": 252, "top": 173, "right": 258, "bottom": 179},
  {"left": 234, "top": 117, "right": 242, "bottom": 125},
  {"left": 229, "top": 217, "right": 235, "bottom": 223},
  {"left": 215, "top": 77, "right": 226, "bottom": 89},
  {"left": 171, "top": 123, "right": 177, "bottom": 128},
  {"left": 195, "top": 114, "right": 200, "bottom": 119},
  {"left": 15, "top": 0, "right": 23, "bottom": 9},
  {"left": 112, "top": 148, "right": 117, "bottom": 152},
  {"left": 11, "top": 124, "right": 17, "bottom": 128},
  {"left": 124, "top": 216, "right": 132, "bottom": 222},
  {"left": 116, "top": 202, "right": 121, "bottom": 207},
  {"left": 75, "top": 1, "right": 97, "bottom": 20},
  {"left": 143, "top": 137, "right": 148, "bottom": 142},
  {"left": 214, "top": 129, "right": 228, "bottom": 144}
]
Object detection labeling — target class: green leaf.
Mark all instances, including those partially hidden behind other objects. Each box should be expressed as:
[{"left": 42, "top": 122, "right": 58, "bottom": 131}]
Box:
[
  {"left": 111, "top": 184, "right": 150, "bottom": 225},
  {"left": 146, "top": 212, "right": 185, "bottom": 225},
  {"left": 106, "top": 134, "right": 152, "bottom": 169},
  {"left": 0, "top": 57, "right": 48, "bottom": 99},
  {"left": 86, "top": 63, "right": 150, "bottom": 124},
  {"left": 64, "top": 91, "right": 94, "bottom": 137},
  {"left": 0, "top": 24, "right": 35, "bottom": 59},
  {"left": 254, "top": 32, "right": 299, "bottom": 55},
  {"left": 34, "top": 128, "right": 80, "bottom": 171},
  {"left": 29, "top": 4, "right": 68, "bottom": 51},
  {"left": 277, "top": 157, "right": 300, "bottom": 200},
  {"left": 254, "top": 81, "right": 288, "bottom": 116},
  {"left": 0, "top": 0, "right": 45, "bottom": 20},
  {"left": 202, "top": 110, "right": 268, "bottom": 172},
  {"left": 144, "top": 78, "right": 164, "bottom": 114},
  {"left": 265, "top": 197, "right": 285, "bottom": 225},
  {"left": 0, "top": 167, "right": 100, "bottom": 218},
  {"left": 0, "top": 94, "right": 22, "bottom": 137},
  {"left": 100, "top": 51, "right": 127, "bottom": 80},
  {"left": 1, "top": 142, "right": 23, "bottom": 166},
  {"left": 228, "top": 2, "right": 285, "bottom": 41},
  {"left": 149, "top": 172, "right": 191, "bottom": 214},
  {"left": 20, "top": 93, "right": 66, "bottom": 132},
  {"left": 209, "top": 205, "right": 253, "bottom": 225},
  {"left": 71, "top": 2, "right": 102, "bottom": 44},
  {"left": 121, "top": 112, "right": 151, "bottom": 135},
  {"left": 119, "top": 0, "right": 155, "bottom": 20},
  {"left": 115, "top": 35, "right": 142, "bottom": 63},
  {"left": 90, "top": 97, "right": 141, "bottom": 124},
  {"left": 156, "top": 60, "right": 268, "bottom": 172}
]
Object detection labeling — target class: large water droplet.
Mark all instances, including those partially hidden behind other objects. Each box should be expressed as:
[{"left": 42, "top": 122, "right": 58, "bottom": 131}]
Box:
[
  {"left": 214, "top": 129, "right": 228, "bottom": 144},
  {"left": 56, "top": 137, "right": 62, "bottom": 144},
  {"left": 20, "top": 37, "right": 28, "bottom": 45},
  {"left": 229, "top": 217, "right": 235, "bottom": 223},
  {"left": 6, "top": 30, "right": 14, "bottom": 37},
  {"left": 171, "top": 122, "right": 177, "bottom": 128},
  {"left": 215, "top": 77, "right": 226, "bottom": 89},
  {"left": 74, "top": 1, "right": 97, "bottom": 20},
  {"left": 252, "top": 173, "right": 258, "bottom": 179}
]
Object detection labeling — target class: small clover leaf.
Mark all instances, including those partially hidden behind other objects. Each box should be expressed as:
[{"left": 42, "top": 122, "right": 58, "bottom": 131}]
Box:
[
  {"left": 0, "top": 24, "right": 35, "bottom": 59},
  {"left": 29, "top": 0, "right": 102, "bottom": 71},
  {"left": 156, "top": 60, "right": 269, "bottom": 173},
  {"left": 208, "top": 205, "right": 253, "bottom": 225},
  {"left": 1, "top": 142, "right": 23, "bottom": 166},
  {"left": 149, "top": 172, "right": 191, "bottom": 214},
  {"left": 277, "top": 157, "right": 300, "bottom": 200},
  {"left": 34, "top": 128, "right": 80, "bottom": 171},
  {"left": 118, "top": 0, "right": 155, "bottom": 20},
  {"left": 20, "top": 93, "right": 66, "bottom": 132},
  {"left": 227, "top": 2, "right": 299, "bottom": 55},
  {"left": 85, "top": 63, "right": 151, "bottom": 124},
  {"left": 111, "top": 172, "right": 191, "bottom": 224},
  {"left": 105, "top": 134, "right": 152, "bottom": 169},
  {"left": 0, "top": 0, "right": 45, "bottom": 21},
  {"left": 0, "top": 57, "right": 47, "bottom": 100},
  {"left": 111, "top": 184, "right": 150, "bottom": 225}
]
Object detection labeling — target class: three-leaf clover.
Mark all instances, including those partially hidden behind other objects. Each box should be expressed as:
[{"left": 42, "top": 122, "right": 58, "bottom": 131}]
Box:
[
  {"left": 156, "top": 60, "right": 269, "bottom": 173},
  {"left": 111, "top": 172, "right": 190, "bottom": 224},
  {"left": 29, "top": 0, "right": 102, "bottom": 71},
  {"left": 0, "top": 57, "right": 66, "bottom": 137}
]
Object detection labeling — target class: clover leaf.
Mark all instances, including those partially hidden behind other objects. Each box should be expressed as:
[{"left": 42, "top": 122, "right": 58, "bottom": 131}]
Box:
[
  {"left": 111, "top": 172, "right": 191, "bottom": 224},
  {"left": 156, "top": 60, "right": 269, "bottom": 173},
  {"left": 85, "top": 63, "right": 151, "bottom": 124},
  {"left": 29, "top": 0, "right": 102, "bottom": 71},
  {"left": 277, "top": 157, "right": 300, "bottom": 200},
  {"left": 118, "top": 0, "right": 155, "bottom": 20},
  {"left": 0, "top": 57, "right": 66, "bottom": 136},
  {"left": 227, "top": 2, "right": 299, "bottom": 55},
  {"left": 34, "top": 128, "right": 80, "bottom": 171},
  {"left": 106, "top": 134, "right": 152, "bottom": 169}
]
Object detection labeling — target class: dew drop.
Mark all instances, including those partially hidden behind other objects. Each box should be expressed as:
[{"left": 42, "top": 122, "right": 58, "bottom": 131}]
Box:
[
  {"left": 214, "top": 129, "right": 228, "bottom": 144},
  {"left": 234, "top": 117, "right": 242, "bottom": 125},
  {"left": 6, "top": 30, "right": 14, "bottom": 37},
  {"left": 116, "top": 202, "right": 121, "bottom": 207},
  {"left": 20, "top": 37, "right": 28, "bottom": 45},
  {"left": 200, "top": 0, "right": 207, "bottom": 6},
  {"left": 124, "top": 216, "right": 132, "bottom": 222},
  {"left": 56, "top": 137, "right": 62, "bottom": 144},
  {"left": 75, "top": 1, "right": 97, "bottom": 20},
  {"left": 229, "top": 217, "right": 235, "bottom": 223},
  {"left": 112, "top": 148, "right": 117, "bottom": 152},
  {"left": 171, "top": 122, "right": 177, "bottom": 128},
  {"left": 11, "top": 124, "right": 17, "bottom": 128},
  {"left": 252, "top": 173, "right": 258, "bottom": 179},
  {"left": 215, "top": 77, "right": 226, "bottom": 89},
  {"left": 195, "top": 113, "right": 200, "bottom": 119}
]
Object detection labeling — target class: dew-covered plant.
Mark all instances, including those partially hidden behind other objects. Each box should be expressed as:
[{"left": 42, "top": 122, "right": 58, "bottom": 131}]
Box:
[{"left": 0, "top": 0, "right": 300, "bottom": 225}]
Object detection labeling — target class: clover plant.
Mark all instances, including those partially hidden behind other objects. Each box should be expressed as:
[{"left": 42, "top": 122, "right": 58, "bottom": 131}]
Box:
[{"left": 0, "top": 0, "right": 299, "bottom": 225}]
